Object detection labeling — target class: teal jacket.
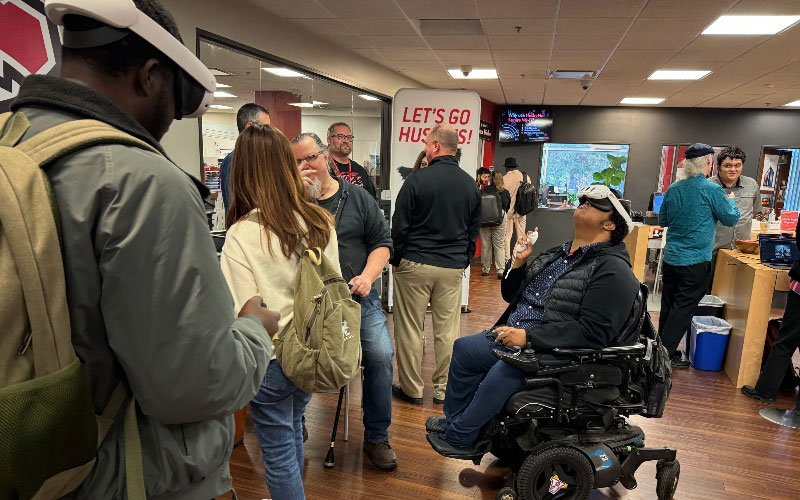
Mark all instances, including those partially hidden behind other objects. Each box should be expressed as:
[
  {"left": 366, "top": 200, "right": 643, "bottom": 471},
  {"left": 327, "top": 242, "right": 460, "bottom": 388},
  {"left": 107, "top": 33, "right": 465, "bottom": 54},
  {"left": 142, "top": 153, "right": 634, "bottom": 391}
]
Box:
[{"left": 659, "top": 174, "right": 739, "bottom": 266}]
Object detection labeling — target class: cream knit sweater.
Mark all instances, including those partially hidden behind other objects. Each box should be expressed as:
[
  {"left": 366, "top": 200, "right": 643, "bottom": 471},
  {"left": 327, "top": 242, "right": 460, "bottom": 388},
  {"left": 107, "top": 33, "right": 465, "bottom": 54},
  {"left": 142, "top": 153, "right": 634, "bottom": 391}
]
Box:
[{"left": 221, "top": 211, "right": 340, "bottom": 341}]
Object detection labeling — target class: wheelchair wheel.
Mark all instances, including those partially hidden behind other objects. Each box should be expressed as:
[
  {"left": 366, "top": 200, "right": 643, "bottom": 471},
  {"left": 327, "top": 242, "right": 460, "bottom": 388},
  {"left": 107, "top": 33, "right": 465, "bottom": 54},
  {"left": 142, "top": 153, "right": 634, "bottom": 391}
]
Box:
[
  {"left": 496, "top": 487, "right": 518, "bottom": 500},
  {"left": 516, "top": 446, "right": 593, "bottom": 500},
  {"left": 656, "top": 459, "right": 680, "bottom": 500}
]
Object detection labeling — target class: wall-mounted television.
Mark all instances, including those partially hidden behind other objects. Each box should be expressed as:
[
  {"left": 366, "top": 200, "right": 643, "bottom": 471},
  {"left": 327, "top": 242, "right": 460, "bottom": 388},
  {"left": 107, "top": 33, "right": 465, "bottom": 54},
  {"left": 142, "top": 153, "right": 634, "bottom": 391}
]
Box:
[{"left": 498, "top": 106, "right": 553, "bottom": 143}]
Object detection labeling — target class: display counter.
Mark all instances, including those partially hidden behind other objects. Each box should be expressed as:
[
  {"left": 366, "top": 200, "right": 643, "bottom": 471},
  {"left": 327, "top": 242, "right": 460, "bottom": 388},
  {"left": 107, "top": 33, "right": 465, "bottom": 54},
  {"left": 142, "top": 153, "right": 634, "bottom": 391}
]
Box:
[
  {"left": 711, "top": 249, "right": 792, "bottom": 388},
  {"left": 623, "top": 224, "right": 659, "bottom": 282}
]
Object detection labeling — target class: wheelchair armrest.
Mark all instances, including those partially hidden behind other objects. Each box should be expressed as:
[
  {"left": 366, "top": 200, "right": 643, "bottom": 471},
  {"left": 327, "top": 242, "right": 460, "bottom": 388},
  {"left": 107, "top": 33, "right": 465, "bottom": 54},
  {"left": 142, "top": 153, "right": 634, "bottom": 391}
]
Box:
[
  {"left": 492, "top": 348, "right": 540, "bottom": 372},
  {"left": 552, "top": 343, "right": 647, "bottom": 356}
]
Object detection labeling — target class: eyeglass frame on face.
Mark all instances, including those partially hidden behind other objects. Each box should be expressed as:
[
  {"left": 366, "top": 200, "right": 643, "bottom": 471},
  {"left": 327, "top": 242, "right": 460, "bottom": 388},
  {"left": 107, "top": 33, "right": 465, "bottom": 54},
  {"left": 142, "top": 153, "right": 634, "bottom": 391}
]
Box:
[
  {"left": 331, "top": 133, "right": 355, "bottom": 141},
  {"left": 296, "top": 150, "right": 324, "bottom": 165},
  {"left": 719, "top": 159, "right": 743, "bottom": 170}
]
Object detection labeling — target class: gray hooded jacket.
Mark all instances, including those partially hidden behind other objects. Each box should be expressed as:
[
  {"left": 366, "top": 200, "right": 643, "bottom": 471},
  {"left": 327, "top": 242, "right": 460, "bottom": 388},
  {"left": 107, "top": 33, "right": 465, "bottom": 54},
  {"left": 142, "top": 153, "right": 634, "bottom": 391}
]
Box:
[{"left": 11, "top": 76, "right": 272, "bottom": 500}]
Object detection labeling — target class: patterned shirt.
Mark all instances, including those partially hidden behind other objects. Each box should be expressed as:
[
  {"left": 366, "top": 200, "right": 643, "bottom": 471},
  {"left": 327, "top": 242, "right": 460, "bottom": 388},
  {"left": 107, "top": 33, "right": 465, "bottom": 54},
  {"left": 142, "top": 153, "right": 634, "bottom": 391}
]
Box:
[
  {"left": 791, "top": 280, "right": 800, "bottom": 296},
  {"left": 506, "top": 241, "right": 603, "bottom": 331}
]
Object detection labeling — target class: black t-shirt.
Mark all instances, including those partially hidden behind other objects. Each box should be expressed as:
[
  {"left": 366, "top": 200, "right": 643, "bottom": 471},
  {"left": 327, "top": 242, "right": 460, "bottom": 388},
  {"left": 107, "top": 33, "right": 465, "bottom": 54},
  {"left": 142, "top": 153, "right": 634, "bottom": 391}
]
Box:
[
  {"left": 317, "top": 189, "right": 343, "bottom": 218},
  {"left": 334, "top": 159, "right": 376, "bottom": 199}
]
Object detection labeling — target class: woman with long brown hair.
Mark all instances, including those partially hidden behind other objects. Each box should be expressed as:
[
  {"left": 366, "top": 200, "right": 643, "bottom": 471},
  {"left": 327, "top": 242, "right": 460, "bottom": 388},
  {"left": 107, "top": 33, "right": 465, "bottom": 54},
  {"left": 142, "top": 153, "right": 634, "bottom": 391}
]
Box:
[{"left": 221, "top": 124, "right": 338, "bottom": 500}]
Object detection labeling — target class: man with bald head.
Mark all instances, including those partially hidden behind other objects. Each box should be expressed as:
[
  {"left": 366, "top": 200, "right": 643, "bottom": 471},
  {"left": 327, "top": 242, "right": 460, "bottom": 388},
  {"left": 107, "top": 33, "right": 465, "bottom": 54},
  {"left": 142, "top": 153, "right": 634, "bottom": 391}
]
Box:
[{"left": 391, "top": 124, "right": 481, "bottom": 405}]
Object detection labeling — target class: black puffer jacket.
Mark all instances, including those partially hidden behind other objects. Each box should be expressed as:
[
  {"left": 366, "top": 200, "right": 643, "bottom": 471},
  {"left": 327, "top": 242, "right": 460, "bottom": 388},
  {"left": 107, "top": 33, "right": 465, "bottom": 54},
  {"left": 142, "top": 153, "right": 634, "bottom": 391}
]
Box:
[{"left": 495, "top": 242, "right": 639, "bottom": 350}]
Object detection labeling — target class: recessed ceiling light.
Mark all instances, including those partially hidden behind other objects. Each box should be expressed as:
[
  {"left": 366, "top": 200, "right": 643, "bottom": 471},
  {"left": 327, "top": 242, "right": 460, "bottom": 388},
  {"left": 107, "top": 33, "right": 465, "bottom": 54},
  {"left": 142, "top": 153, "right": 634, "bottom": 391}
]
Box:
[
  {"left": 783, "top": 100, "right": 800, "bottom": 107},
  {"left": 263, "top": 67, "right": 310, "bottom": 78},
  {"left": 702, "top": 15, "right": 800, "bottom": 35},
  {"left": 448, "top": 68, "right": 498, "bottom": 79},
  {"left": 287, "top": 101, "right": 328, "bottom": 108},
  {"left": 213, "top": 91, "right": 237, "bottom": 98},
  {"left": 215, "top": 83, "right": 231, "bottom": 88},
  {"left": 209, "top": 105, "right": 233, "bottom": 110},
  {"left": 359, "top": 94, "right": 380, "bottom": 101},
  {"left": 648, "top": 70, "right": 711, "bottom": 80},
  {"left": 208, "top": 67, "right": 234, "bottom": 76},
  {"left": 620, "top": 97, "right": 664, "bottom": 105}
]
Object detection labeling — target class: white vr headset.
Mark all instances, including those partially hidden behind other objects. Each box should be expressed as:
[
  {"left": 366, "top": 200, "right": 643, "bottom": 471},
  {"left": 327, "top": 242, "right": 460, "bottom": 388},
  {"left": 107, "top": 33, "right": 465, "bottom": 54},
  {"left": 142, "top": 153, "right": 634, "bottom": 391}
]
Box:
[
  {"left": 45, "top": 0, "right": 216, "bottom": 119},
  {"left": 576, "top": 184, "right": 633, "bottom": 235}
]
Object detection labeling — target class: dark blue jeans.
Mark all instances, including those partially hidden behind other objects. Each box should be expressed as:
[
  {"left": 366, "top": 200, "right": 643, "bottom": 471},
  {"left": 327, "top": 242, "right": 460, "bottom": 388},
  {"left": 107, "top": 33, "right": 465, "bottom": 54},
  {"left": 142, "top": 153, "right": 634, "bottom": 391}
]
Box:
[
  {"left": 441, "top": 330, "right": 526, "bottom": 447},
  {"left": 250, "top": 360, "right": 312, "bottom": 500},
  {"left": 360, "top": 287, "right": 395, "bottom": 443}
]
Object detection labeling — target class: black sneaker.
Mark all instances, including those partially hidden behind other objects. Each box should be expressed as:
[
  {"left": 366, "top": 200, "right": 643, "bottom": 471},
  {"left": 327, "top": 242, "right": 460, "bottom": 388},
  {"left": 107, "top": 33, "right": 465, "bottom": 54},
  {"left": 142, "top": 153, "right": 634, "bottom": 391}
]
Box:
[
  {"left": 426, "top": 416, "right": 446, "bottom": 433},
  {"left": 481, "top": 270, "right": 489, "bottom": 276},
  {"left": 670, "top": 353, "right": 690, "bottom": 369},
  {"left": 392, "top": 383, "right": 423, "bottom": 405},
  {"left": 433, "top": 396, "right": 445, "bottom": 405},
  {"left": 740, "top": 385, "right": 776, "bottom": 404},
  {"left": 302, "top": 421, "right": 308, "bottom": 443},
  {"left": 497, "top": 274, "right": 503, "bottom": 280}
]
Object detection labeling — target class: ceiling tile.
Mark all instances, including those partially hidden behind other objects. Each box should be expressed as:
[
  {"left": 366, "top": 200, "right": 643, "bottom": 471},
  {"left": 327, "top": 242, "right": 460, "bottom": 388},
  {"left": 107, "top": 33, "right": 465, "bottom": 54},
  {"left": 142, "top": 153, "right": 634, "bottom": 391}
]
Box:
[
  {"left": 553, "top": 35, "right": 624, "bottom": 50},
  {"left": 556, "top": 17, "right": 632, "bottom": 35},
  {"left": 437, "top": 49, "right": 495, "bottom": 64},
  {"left": 726, "top": 0, "right": 800, "bottom": 15},
  {"left": 550, "top": 49, "right": 612, "bottom": 64},
  {"left": 672, "top": 36, "right": 770, "bottom": 62},
  {"left": 631, "top": 80, "right": 694, "bottom": 96},
  {"left": 600, "top": 50, "right": 675, "bottom": 79},
  {"left": 389, "top": 60, "right": 446, "bottom": 71},
  {"left": 314, "top": 0, "right": 406, "bottom": 19},
  {"left": 477, "top": 0, "right": 559, "bottom": 19},
  {"left": 619, "top": 31, "right": 696, "bottom": 50},
  {"left": 349, "top": 48, "right": 387, "bottom": 63},
  {"left": 492, "top": 49, "right": 552, "bottom": 61},
  {"left": 629, "top": 17, "right": 716, "bottom": 34},
  {"left": 395, "top": 0, "right": 479, "bottom": 18},
  {"left": 286, "top": 18, "right": 354, "bottom": 36},
  {"left": 640, "top": 0, "right": 733, "bottom": 18},
  {"left": 582, "top": 78, "right": 641, "bottom": 105},
  {"left": 559, "top": 0, "right": 648, "bottom": 18},
  {"left": 329, "top": 35, "right": 370, "bottom": 49},
  {"left": 424, "top": 36, "right": 490, "bottom": 50},
  {"left": 243, "top": 0, "right": 332, "bottom": 18},
  {"left": 361, "top": 36, "right": 428, "bottom": 49},
  {"left": 481, "top": 18, "right": 554, "bottom": 36},
  {"left": 342, "top": 19, "right": 419, "bottom": 36},
  {"left": 376, "top": 48, "right": 437, "bottom": 60},
  {"left": 662, "top": 90, "right": 721, "bottom": 107},
  {"left": 488, "top": 36, "right": 553, "bottom": 50},
  {"left": 477, "top": 90, "right": 507, "bottom": 104},
  {"left": 697, "top": 94, "right": 759, "bottom": 107},
  {"left": 659, "top": 60, "right": 729, "bottom": 71},
  {"left": 495, "top": 60, "right": 549, "bottom": 77},
  {"left": 453, "top": 80, "right": 504, "bottom": 91}
]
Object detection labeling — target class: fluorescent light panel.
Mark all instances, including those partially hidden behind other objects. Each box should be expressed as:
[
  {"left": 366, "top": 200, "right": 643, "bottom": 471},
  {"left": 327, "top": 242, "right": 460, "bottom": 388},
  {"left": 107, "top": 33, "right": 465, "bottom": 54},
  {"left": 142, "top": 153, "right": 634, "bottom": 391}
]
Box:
[
  {"left": 783, "top": 100, "right": 800, "bottom": 107},
  {"left": 287, "top": 101, "right": 328, "bottom": 108},
  {"left": 648, "top": 70, "right": 711, "bottom": 80},
  {"left": 448, "top": 68, "right": 497, "bottom": 79},
  {"left": 359, "top": 94, "right": 380, "bottom": 101},
  {"left": 210, "top": 105, "right": 233, "bottom": 110},
  {"left": 620, "top": 97, "right": 664, "bottom": 105},
  {"left": 702, "top": 15, "right": 800, "bottom": 35},
  {"left": 263, "top": 67, "right": 309, "bottom": 78},
  {"left": 213, "top": 91, "right": 237, "bottom": 98},
  {"left": 215, "top": 83, "right": 231, "bottom": 88},
  {"left": 208, "top": 67, "right": 233, "bottom": 76}
]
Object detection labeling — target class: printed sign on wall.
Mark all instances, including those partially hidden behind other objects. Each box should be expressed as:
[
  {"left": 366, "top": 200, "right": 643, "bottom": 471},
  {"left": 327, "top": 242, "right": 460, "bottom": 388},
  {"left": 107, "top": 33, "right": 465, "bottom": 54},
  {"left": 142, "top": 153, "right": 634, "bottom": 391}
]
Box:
[{"left": 388, "top": 89, "right": 481, "bottom": 308}]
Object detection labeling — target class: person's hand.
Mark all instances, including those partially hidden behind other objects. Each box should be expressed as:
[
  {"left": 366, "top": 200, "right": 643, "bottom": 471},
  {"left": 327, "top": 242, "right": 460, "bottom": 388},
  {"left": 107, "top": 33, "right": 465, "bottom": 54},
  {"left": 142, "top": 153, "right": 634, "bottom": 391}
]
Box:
[
  {"left": 298, "top": 164, "right": 315, "bottom": 187},
  {"left": 512, "top": 227, "right": 538, "bottom": 268},
  {"left": 493, "top": 326, "right": 527, "bottom": 348},
  {"left": 349, "top": 275, "right": 372, "bottom": 298},
  {"left": 239, "top": 296, "right": 281, "bottom": 335},
  {"left": 727, "top": 192, "right": 735, "bottom": 199}
]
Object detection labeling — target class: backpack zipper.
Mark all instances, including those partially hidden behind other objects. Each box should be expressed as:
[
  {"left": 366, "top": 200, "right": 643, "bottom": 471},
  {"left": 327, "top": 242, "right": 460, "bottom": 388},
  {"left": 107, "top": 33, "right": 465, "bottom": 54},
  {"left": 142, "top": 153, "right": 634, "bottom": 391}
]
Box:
[
  {"left": 305, "top": 278, "right": 349, "bottom": 337},
  {"left": 18, "top": 330, "right": 32, "bottom": 355}
]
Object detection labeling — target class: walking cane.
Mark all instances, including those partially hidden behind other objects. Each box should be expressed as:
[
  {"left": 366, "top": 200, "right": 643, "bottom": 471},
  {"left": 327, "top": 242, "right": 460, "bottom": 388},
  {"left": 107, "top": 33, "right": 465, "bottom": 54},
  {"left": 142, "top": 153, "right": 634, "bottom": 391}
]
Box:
[{"left": 324, "top": 386, "right": 346, "bottom": 468}]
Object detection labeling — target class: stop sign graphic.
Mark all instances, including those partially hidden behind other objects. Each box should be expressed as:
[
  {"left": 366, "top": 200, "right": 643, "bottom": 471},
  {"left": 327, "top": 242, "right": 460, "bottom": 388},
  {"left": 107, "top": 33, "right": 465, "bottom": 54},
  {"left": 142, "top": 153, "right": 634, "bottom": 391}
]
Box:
[{"left": 0, "top": 0, "right": 56, "bottom": 101}]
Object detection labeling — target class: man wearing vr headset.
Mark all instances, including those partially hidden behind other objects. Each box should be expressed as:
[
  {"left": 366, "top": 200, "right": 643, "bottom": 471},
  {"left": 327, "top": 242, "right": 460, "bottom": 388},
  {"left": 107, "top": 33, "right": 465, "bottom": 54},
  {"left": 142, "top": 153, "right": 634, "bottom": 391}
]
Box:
[
  {"left": 426, "top": 185, "right": 639, "bottom": 452},
  {"left": 9, "top": 0, "right": 278, "bottom": 498}
]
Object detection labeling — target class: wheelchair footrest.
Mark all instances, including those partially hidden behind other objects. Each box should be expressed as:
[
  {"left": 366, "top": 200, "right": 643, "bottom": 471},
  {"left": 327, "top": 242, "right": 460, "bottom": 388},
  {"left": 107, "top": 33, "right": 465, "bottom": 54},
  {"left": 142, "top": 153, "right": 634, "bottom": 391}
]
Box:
[
  {"left": 619, "top": 446, "right": 677, "bottom": 490},
  {"left": 426, "top": 432, "right": 491, "bottom": 464}
]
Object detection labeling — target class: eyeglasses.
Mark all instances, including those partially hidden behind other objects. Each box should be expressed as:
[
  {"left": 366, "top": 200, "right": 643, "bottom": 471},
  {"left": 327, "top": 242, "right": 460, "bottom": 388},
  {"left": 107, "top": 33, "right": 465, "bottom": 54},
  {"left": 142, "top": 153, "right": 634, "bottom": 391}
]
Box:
[
  {"left": 331, "top": 134, "right": 354, "bottom": 141},
  {"left": 296, "top": 151, "right": 323, "bottom": 165}
]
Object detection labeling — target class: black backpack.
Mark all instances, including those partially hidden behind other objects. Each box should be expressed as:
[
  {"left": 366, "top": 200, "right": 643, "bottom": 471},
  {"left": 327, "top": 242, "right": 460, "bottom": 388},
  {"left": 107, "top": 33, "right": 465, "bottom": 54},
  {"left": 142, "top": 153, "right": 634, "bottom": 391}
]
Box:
[
  {"left": 480, "top": 192, "right": 504, "bottom": 227},
  {"left": 514, "top": 172, "right": 537, "bottom": 216}
]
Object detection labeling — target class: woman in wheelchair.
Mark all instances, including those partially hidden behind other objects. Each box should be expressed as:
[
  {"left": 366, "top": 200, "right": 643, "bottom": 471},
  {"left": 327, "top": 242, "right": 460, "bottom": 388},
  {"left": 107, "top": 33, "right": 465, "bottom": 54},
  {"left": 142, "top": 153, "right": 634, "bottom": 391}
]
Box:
[{"left": 427, "top": 185, "right": 639, "bottom": 453}]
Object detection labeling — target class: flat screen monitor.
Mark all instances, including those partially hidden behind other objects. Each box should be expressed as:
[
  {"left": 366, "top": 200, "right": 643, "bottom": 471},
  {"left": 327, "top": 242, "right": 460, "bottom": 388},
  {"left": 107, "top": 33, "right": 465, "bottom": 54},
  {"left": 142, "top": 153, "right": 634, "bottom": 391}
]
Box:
[
  {"left": 498, "top": 107, "right": 553, "bottom": 143},
  {"left": 650, "top": 193, "right": 664, "bottom": 213}
]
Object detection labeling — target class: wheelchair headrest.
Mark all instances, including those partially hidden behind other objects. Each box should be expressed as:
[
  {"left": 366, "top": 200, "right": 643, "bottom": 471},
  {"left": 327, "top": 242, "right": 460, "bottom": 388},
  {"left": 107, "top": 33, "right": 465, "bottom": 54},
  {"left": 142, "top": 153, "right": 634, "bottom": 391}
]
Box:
[{"left": 613, "top": 282, "right": 648, "bottom": 345}]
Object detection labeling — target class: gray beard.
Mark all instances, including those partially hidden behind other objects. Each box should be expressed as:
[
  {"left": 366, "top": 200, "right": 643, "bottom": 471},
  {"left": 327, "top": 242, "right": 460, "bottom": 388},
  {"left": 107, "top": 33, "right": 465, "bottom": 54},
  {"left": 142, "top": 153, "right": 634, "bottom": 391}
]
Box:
[{"left": 307, "top": 178, "right": 323, "bottom": 200}]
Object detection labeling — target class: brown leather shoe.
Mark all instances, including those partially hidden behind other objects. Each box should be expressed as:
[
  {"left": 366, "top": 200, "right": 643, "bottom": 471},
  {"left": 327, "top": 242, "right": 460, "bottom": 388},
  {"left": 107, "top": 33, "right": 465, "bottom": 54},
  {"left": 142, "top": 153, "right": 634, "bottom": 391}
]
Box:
[{"left": 363, "top": 441, "right": 398, "bottom": 470}]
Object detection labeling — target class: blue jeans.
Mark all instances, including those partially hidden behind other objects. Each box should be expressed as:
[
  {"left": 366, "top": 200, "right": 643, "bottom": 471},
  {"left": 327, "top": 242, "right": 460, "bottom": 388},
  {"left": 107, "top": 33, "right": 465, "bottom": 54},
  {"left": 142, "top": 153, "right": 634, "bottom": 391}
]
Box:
[
  {"left": 441, "top": 331, "right": 526, "bottom": 447},
  {"left": 360, "top": 287, "right": 395, "bottom": 443},
  {"left": 250, "top": 360, "right": 312, "bottom": 500}
]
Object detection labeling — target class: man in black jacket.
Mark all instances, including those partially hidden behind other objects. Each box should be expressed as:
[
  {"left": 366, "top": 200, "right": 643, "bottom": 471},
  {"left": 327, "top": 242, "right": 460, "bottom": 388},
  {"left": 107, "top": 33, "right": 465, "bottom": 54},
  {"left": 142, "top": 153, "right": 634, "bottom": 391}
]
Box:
[
  {"left": 741, "top": 220, "right": 800, "bottom": 414},
  {"left": 391, "top": 124, "right": 481, "bottom": 406},
  {"left": 426, "top": 186, "right": 638, "bottom": 451}
]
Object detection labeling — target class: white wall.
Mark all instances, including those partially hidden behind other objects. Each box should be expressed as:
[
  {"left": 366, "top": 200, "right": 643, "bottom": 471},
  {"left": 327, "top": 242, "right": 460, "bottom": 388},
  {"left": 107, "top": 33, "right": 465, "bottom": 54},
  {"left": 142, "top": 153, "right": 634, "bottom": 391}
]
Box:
[{"left": 159, "top": 0, "right": 422, "bottom": 179}]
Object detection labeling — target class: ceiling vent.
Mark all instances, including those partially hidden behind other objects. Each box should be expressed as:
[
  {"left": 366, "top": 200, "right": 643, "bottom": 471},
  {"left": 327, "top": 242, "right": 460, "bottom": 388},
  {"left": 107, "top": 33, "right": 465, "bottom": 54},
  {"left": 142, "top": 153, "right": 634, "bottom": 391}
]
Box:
[
  {"left": 420, "top": 19, "right": 484, "bottom": 36},
  {"left": 548, "top": 70, "right": 596, "bottom": 80}
]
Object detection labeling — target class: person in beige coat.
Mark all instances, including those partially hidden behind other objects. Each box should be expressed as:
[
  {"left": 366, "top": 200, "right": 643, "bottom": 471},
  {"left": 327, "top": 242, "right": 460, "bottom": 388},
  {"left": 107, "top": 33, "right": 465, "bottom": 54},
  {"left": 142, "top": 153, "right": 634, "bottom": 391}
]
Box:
[{"left": 502, "top": 157, "right": 528, "bottom": 260}]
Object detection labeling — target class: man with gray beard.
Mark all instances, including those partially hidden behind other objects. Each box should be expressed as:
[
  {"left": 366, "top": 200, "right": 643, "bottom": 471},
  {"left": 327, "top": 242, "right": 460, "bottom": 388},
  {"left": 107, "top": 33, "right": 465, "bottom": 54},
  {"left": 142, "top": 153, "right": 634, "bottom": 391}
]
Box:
[{"left": 290, "top": 133, "right": 397, "bottom": 471}]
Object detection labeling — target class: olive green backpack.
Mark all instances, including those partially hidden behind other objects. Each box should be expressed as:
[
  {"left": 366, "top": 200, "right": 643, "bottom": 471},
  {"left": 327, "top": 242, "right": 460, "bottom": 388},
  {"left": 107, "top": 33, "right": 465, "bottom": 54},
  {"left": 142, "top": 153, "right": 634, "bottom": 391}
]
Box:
[
  {"left": 273, "top": 247, "right": 362, "bottom": 394},
  {"left": 0, "top": 112, "right": 150, "bottom": 500}
]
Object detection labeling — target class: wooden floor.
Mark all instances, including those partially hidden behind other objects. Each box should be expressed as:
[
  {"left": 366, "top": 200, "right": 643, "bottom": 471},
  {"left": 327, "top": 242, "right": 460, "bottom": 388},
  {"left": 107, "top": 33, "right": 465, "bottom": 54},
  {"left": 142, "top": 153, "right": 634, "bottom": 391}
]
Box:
[{"left": 227, "top": 265, "right": 800, "bottom": 500}]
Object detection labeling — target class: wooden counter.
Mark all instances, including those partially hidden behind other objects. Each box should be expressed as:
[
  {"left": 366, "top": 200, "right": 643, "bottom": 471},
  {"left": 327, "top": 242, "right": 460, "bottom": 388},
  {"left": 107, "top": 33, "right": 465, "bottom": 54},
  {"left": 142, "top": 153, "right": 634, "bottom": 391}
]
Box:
[
  {"left": 711, "top": 249, "right": 791, "bottom": 388},
  {"left": 623, "top": 224, "right": 658, "bottom": 282}
]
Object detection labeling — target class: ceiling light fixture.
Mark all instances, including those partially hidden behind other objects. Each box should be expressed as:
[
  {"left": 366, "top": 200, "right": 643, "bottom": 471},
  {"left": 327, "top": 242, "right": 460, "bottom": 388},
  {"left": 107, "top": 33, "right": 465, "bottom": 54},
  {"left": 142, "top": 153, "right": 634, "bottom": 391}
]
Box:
[
  {"left": 287, "top": 101, "right": 328, "bottom": 108},
  {"left": 548, "top": 70, "right": 595, "bottom": 79},
  {"left": 264, "top": 67, "right": 310, "bottom": 78},
  {"left": 648, "top": 70, "right": 711, "bottom": 80},
  {"left": 215, "top": 83, "right": 231, "bottom": 88},
  {"left": 620, "top": 97, "right": 664, "bottom": 105},
  {"left": 783, "top": 100, "right": 800, "bottom": 107},
  {"left": 702, "top": 15, "right": 800, "bottom": 35},
  {"left": 359, "top": 94, "right": 380, "bottom": 101},
  {"left": 213, "top": 91, "right": 237, "bottom": 98},
  {"left": 208, "top": 67, "right": 234, "bottom": 76},
  {"left": 209, "top": 104, "right": 233, "bottom": 110},
  {"left": 448, "top": 68, "right": 497, "bottom": 79}
]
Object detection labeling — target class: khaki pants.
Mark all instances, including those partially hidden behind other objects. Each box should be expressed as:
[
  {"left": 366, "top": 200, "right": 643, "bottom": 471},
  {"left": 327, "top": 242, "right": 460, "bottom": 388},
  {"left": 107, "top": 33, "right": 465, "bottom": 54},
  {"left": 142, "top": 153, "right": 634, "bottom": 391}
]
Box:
[
  {"left": 504, "top": 215, "right": 527, "bottom": 261},
  {"left": 393, "top": 259, "right": 463, "bottom": 400},
  {"left": 480, "top": 225, "right": 506, "bottom": 274}
]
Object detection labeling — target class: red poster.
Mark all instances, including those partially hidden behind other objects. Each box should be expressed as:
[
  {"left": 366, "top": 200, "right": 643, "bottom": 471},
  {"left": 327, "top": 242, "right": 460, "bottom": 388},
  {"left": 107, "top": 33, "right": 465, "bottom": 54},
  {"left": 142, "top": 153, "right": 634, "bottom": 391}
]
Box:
[{"left": 780, "top": 211, "right": 798, "bottom": 232}]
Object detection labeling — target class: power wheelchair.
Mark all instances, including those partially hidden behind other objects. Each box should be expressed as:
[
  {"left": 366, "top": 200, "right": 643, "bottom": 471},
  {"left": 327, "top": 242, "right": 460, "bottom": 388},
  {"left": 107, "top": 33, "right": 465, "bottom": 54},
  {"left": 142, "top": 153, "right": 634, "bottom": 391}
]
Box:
[{"left": 427, "top": 283, "right": 678, "bottom": 500}]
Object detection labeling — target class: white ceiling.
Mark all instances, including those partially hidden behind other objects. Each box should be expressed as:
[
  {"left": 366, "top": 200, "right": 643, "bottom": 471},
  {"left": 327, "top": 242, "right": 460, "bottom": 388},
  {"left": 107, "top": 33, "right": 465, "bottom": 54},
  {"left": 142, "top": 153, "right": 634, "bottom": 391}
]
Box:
[{"left": 248, "top": 0, "right": 800, "bottom": 108}]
